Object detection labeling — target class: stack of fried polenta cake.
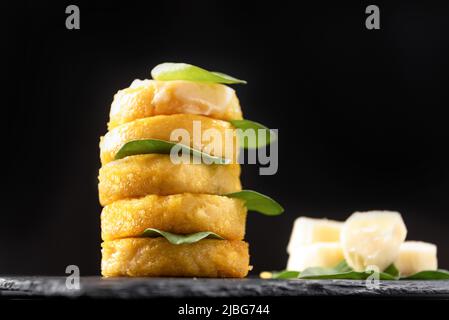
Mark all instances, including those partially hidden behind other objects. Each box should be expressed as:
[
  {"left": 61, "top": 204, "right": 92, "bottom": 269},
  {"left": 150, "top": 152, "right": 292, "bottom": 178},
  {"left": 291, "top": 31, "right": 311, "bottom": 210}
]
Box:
[{"left": 99, "top": 77, "right": 251, "bottom": 277}]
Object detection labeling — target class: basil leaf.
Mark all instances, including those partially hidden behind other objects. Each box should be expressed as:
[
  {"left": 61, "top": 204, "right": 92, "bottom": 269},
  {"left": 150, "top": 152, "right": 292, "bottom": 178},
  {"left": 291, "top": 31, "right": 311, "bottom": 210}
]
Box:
[
  {"left": 114, "top": 139, "right": 230, "bottom": 164},
  {"left": 298, "top": 260, "right": 399, "bottom": 280},
  {"left": 378, "top": 271, "right": 400, "bottom": 280},
  {"left": 226, "top": 190, "right": 284, "bottom": 216},
  {"left": 299, "top": 267, "right": 397, "bottom": 280},
  {"left": 142, "top": 228, "right": 224, "bottom": 245},
  {"left": 333, "top": 260, "right": 353, "bottom": 273},
  {"left": 266, "top": 269, "right": 392, "bottom": 280},
  {"left": 383, "top": 264, "right": 400, "bottom": 278},
  {"left": 151, "top": 63, "right": 247, "bottom": 84},
  {"left": 271, "top": 270, "right": 300, "bottom": 279},
  {"left": 230, "top": 119, "right": 275, "bottom": 149},
  {"left": 265, "top": 261, "right": 399, "bottom": 280},
  {"left": 299, "top": 268, "right": 367, "bottom": 280},
  {"left": 400, "top": 270, "right": 449, "bottom": 280},
  {"left": 264, "top": 262, "right": 449, "bottom": 281}
]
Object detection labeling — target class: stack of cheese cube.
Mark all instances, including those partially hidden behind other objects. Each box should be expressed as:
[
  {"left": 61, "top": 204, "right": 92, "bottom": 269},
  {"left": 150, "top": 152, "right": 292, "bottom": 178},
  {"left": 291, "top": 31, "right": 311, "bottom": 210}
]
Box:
[
  {"left": 98, "top": 78, "right": 250, "bottom": 277},
  {"left": 287, "top": 211, "right": 438, "bottom": 276}
]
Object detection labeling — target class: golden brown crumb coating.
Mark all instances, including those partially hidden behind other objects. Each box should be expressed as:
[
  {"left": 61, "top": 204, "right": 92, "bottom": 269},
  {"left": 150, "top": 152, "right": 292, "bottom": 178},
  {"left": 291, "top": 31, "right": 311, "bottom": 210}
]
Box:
[
  {"left": 98, "top": 154, "right": 241, "bottom": 206},
  {"left": 101, "top": 238, "right": 250, "bottom": 278},
  {"left": 108, "top": 80, "right": 242, "bottom": 129},
  {"left": 101, "top": 193, "right": 247, "bottom": 241},
  {"left": 100, "top": 114, "right": 239, "bottom": 165}
]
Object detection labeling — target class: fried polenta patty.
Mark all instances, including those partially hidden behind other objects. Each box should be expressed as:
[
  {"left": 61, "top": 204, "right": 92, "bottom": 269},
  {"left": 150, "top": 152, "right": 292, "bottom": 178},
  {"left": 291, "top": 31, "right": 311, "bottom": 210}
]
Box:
[
  {"left": 101, "top": 194, "right": 247, "bottom": 241},
  {"left": 98, "top": 154, "right": 241, "bottom": 206},
  {"left": 108, "top": 79, "right": 243, "bottom": 129},
  {"left": 100, "top": 114, "right": 238, "bottom": 165},
  {"left": 101, "top": 238, "right": 250, "bottom": 277}
]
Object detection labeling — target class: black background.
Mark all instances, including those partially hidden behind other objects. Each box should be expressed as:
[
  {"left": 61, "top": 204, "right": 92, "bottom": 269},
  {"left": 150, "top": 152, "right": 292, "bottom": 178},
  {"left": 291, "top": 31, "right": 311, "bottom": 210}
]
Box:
[{"left": 2, "top": 0, "right": 448, "bottom": 276}]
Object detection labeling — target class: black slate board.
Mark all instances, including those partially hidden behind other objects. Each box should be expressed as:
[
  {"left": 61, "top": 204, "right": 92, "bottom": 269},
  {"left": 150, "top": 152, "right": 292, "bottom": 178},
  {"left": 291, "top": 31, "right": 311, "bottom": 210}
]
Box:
[{"left": 1, "top": 276, "right": 449, "bottom": 299}]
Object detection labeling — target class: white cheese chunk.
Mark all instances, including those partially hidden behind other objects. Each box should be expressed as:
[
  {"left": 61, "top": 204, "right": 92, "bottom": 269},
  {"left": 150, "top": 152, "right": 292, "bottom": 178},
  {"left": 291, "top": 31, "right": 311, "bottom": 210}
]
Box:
[
  {"left": 287, "top": 242, "right": 344, "bottom": 271},
  {"left": 395, "top": 241, "right": 438, "bottom": 276},
  {"left": 287, "top": 217, "right": 342, "bottom": 254},
  {"left": 341, "top": 211, "right": 407, "bottom": 272}
]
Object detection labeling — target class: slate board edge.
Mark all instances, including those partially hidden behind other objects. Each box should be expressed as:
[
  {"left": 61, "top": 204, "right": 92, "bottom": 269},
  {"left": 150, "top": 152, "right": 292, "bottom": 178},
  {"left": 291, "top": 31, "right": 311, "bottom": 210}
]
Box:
[{"left": 1, "top": 276, "right": 449, "bottom": 299}]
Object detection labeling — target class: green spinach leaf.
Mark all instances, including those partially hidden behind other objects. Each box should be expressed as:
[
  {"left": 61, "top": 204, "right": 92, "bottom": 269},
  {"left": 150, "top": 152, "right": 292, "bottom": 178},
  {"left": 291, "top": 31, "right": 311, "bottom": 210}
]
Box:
[
  {"left": 114, "top": 139, "right": 230, "bottom": 164},
  {"left": 142, "top": 228, "right": 223, "bottom": 245},
  {"left": 151, "top": 63, "right": 246, "bottom": 84},
  {"left": 226, "top": 190, "right": 284, "bottom": 216},
  {"left": 230, "top": 119, "right": 275, "bottom": 149}
]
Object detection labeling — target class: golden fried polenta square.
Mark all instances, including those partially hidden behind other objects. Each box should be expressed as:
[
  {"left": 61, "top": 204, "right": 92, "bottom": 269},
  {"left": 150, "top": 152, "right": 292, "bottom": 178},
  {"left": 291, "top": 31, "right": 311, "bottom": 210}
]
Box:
[
  {"left": 101, "top": 193, "right": 247, "bottom": 241},
  {"left": 100, "top": 114, "right": 239, "bottom": 165},
  {"left": 98, "top": 154, "right": 241, "bottom": 206},
  {"left": 108, "top": 80, "right": 243, "bottom": 129},
  {"left": 101, "top": 238, "right": 250, "bottom": 278}
]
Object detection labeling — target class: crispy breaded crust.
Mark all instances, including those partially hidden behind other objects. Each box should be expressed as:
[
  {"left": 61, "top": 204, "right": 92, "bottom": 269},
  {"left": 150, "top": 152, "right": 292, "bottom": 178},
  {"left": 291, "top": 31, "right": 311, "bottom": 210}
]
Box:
[
  {"left": 101, "top": 238, "right": 250, "bottom": 278},
  {"left": 100, "top": 114, "right": 238, "bottom": 165},
  {"left": 98, "top": 154, "right": 241, "bottom": 206},
  {"left": 101, "top": 193, "right": 247, "bottom": 241},
  {"left": 108, "top": 80, "right": 243, "bottom": 129}
]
